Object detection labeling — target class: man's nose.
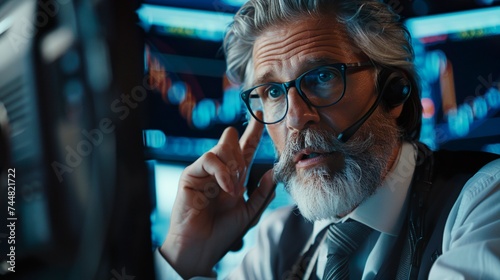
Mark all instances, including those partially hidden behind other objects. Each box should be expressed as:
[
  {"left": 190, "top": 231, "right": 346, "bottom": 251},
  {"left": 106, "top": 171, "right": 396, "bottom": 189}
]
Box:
[{"left": 286, "top": 88, "right": 320, "bottom": 131}]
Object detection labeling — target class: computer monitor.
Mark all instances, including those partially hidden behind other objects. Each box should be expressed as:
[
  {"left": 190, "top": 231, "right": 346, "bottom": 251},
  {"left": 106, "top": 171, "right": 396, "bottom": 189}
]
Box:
[
  {"left": 405, "top": 6, "right": 500, "bottom": 152},
  {"left": 138, "top": 4, "right": 276, "bottom": 163},
  {"left": 0, "top": 0, "right": 153, "bottom": 278}
]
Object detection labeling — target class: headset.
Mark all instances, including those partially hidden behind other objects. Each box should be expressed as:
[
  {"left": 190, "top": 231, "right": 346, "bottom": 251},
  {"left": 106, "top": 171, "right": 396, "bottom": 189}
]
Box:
[
  {"left": 222, "top": 67, "right": 413, "bottom": 256},
  {"left": 337, "top": 67, "right": 412, "bottom": 142}
]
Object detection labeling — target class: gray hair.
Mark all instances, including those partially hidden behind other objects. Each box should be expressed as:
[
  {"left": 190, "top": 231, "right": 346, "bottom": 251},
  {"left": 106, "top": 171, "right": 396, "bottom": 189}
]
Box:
[{"left": 223, "top": 0, "right": 422, "bottom": 140}]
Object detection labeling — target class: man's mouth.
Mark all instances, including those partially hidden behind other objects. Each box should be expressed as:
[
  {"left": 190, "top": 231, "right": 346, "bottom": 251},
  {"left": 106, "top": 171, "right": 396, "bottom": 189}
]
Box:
[
  {"left": 293, "top": 149, "right": 341, "bottom": 170},
  {"left": 294, "top": 149, "right": 333, "bottom": 164}
]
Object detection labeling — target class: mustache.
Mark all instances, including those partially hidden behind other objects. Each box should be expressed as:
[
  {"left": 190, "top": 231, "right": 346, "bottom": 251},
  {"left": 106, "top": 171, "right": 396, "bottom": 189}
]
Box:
[
  {"left": 273, "top": 128, "right": 373, "bottom": 182},
  {"left": 276, "top": 129, "right": 370, "bottom": 162},
  {"left": 278, "top": 129, "right": 339, "bottom": 158}
]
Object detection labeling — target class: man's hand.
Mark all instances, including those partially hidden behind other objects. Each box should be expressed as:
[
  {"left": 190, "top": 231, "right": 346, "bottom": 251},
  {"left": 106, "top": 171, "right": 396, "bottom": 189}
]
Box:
[{"left": 161, "top": 114, "right": 276, "bottom": 278}]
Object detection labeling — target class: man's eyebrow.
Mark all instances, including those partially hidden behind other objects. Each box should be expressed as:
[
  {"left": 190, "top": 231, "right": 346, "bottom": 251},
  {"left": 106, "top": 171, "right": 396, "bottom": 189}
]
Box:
[
  {"left": 253, "top": 71, "right": 275, "bottom": 86},
  {"left": 305, "top": 57, "right": 339, "bottom": 65}
]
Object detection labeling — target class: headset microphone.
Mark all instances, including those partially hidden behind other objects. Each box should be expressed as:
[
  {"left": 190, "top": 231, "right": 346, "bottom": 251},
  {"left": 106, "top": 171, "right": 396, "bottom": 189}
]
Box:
[
  {"left": 337, "top": 68, "right": 412, "bottom": 143},
  {"left": 337, "top": 87, "right": 384, "bottom": 142}
]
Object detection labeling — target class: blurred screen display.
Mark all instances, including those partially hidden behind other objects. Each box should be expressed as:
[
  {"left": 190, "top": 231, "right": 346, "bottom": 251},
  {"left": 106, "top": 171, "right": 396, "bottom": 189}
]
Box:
[
  {"left": 406, "top": 7, "right": 500, "bottom": 150},
  {"left": 138, "top": 4, "right": 276, "bottom": 163}
]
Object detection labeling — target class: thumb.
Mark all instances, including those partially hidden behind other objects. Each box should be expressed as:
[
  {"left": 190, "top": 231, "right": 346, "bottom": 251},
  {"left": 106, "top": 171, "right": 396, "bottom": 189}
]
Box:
[{"left": 246, "top": 169, "right": 276, "bottom": 226}]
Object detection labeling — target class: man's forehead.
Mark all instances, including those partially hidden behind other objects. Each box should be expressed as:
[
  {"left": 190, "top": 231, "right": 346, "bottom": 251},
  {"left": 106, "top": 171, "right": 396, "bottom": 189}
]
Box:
[
  {"left": 251, "top": 17, "right": 356, "bottom": 83},
  {"left": 254, "top": 17, "right": 350, "bottom": 47}
]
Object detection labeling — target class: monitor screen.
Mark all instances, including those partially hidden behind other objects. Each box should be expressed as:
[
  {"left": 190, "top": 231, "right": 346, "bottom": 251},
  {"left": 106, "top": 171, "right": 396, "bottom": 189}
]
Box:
[
  {"left": 138, "top": 4, "right": 276, "bottom": 163},
  {"left": 405, "top": 6, "right": 500, "bottom": 151}
]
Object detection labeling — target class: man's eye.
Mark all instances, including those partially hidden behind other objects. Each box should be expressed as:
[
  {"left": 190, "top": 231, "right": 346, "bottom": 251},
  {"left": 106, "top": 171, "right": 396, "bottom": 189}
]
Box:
[
  {"left": 266, "top": 86, "right": 284, "bottom": 99},
  {"left": 303, "top": 68, "right": 338, "bottom": 87},
  {"left": 316, "top": 70, "right": 335, "bottom": 83}
]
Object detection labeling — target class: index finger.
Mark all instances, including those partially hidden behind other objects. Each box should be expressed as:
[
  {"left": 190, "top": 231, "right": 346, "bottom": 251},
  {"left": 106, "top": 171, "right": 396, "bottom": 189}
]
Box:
[{"left": 239, "top": 111, "right": 265, "bottom": 167}]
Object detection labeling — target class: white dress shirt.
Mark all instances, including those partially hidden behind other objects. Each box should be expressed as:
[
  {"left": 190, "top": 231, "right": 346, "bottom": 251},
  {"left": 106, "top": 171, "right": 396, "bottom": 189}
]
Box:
[{"left": 155, "top": 142, "right": 500, "bottom": 279}]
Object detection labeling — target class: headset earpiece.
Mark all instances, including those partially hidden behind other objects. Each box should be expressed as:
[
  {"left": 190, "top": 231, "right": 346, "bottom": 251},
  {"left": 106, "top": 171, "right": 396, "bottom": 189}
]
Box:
[
  {"left": 337, "top": 66, "right": 413, "bottom": 142},
  {"left": 378, "top": 68, "right": 412, "bottom": 108}
]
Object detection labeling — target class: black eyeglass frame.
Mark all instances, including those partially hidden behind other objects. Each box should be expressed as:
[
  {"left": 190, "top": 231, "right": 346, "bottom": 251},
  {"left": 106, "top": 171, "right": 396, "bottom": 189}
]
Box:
[{"left": 240, "top": 61, "right": 374, "bottom": 125}]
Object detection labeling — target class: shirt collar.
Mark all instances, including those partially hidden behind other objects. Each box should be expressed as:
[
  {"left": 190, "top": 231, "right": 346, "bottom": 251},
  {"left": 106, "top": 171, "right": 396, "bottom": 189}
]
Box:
[{"left": 313, "top": 141, "right": 417, "bottom": 237}]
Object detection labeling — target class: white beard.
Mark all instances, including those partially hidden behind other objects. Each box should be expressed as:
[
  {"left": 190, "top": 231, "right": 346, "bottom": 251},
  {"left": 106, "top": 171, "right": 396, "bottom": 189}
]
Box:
[
  {"left": 287, "top": 154, "right": 377, "bottom": 221},
  {"left": 274, "top": 108, "right": 400, "bottom": 221}
]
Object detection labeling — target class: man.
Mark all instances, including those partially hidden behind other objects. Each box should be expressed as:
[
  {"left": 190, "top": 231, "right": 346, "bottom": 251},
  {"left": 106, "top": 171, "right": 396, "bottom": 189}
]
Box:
[{"left": 156, "top": 0, "right": 500, "bottom": 279}]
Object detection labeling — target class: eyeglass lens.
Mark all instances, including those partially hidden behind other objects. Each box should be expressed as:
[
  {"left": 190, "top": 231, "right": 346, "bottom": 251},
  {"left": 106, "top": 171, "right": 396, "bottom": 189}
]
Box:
[{"left": 247, "top": 65, "right": 344, "bottom": 124}]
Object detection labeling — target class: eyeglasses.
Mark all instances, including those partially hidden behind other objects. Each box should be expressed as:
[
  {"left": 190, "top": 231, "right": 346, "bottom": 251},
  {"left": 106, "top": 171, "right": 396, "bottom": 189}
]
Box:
[{"left": 240, "top": 62, "right": 373, "bottom": 124}]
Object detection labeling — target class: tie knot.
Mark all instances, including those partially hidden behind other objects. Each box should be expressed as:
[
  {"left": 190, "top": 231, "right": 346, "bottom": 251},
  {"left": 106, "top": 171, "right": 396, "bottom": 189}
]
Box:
[{"left": 325, "top": 220, "right": 373, "bottom": 256}]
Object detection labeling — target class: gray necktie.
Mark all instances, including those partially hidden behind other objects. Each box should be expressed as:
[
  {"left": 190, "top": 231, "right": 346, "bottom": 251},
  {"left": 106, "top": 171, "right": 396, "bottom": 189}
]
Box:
[{"left": 322, "top": 220, "right": 373, "bottom": 280}]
